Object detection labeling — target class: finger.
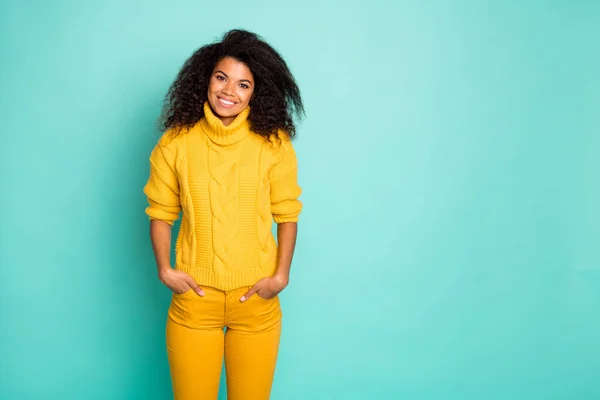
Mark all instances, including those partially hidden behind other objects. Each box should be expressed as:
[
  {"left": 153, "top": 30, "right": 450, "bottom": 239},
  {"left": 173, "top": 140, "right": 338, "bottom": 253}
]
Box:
[
  {"left": 185, "top": 277, "right": 205, "bottom": 296},
  {"left": 240, "top": 285, "right": 259, "bottom": 302}
]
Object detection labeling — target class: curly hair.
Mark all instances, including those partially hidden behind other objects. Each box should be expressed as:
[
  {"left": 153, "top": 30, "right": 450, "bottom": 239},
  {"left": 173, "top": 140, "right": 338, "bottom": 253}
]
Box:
[{"left": 159, "top": 29, "right": 304, "bottom": 140}]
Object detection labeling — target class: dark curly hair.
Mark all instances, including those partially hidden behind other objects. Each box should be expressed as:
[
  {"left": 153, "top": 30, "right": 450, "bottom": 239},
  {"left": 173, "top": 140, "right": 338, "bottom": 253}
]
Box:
[{"left": 159, "top": 29, "right": 304, "bottom": 140}]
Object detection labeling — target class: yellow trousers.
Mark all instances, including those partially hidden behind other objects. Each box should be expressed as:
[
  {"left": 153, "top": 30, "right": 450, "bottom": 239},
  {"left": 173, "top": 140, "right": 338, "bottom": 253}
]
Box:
[{"left": 166, "top": 285, "right": 282, "bottom": 400}]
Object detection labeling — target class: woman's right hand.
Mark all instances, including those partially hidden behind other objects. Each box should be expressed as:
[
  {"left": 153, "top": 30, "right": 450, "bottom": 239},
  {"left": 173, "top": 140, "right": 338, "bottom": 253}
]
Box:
[{"left": 159, "top": 268, "right": 205, "bottom": 296}]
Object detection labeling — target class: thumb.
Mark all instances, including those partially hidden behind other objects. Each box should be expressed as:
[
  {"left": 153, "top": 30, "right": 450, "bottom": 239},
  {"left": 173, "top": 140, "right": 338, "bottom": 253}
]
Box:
[
  {"left": 240, "top": 284, "right": 259, "bottom": 302},
  {"left": 185, "top": 277, "right": 205, "bottom": 296}
]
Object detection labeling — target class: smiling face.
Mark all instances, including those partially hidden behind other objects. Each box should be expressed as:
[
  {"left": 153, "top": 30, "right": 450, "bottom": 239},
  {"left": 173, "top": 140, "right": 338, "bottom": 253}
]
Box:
[{"left": 207, "top": 57, "right": 255, "bottom": 126}]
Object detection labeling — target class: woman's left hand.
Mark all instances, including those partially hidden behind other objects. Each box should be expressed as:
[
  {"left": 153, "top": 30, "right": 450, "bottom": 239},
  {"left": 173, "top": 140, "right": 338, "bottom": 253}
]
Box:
[{"left": 240, "top": 275, "right": 288, "bottom": 302}]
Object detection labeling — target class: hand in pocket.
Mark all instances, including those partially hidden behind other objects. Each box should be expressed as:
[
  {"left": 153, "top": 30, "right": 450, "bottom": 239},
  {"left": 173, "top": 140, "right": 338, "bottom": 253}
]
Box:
[{"left": 160, "top": 268, "right": 205, "bottom": 296}]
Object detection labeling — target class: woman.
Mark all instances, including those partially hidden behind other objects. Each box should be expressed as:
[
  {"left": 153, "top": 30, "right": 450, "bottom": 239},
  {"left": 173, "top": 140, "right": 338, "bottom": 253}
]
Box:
[{"left": 143, "top": 29, "right": 304, "bottom": 399}]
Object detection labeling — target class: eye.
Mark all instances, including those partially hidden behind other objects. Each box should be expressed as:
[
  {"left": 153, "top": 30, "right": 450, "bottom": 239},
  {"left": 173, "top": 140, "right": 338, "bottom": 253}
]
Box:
[
  {"left": 216, "top": 75, "right": 225, "bottom": 81},
  {"left": 239, "top": 83, "right": 249, "bottom": 89}
]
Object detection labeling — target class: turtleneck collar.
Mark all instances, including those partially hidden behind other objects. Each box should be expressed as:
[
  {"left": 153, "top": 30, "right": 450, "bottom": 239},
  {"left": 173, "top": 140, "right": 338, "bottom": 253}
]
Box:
[{"left": 198, "top": 102, "right": 251, "bottom": 145}]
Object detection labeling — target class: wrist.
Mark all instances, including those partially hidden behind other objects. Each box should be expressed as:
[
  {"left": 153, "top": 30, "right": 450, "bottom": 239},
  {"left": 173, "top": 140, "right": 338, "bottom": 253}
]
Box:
[
  {"left": 273, "top": 272, "right": 289, "bottom": 288},
  {"left": 158, "top": 264, "right": 173, "bottom": 281}
]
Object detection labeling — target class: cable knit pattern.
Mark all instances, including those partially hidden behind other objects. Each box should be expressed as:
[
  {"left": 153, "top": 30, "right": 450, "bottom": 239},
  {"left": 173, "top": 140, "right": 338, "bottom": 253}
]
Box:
[
  {"left": 208, "top": 143, "right": 240, "bottom": 274},
  {"left": 143, "top": 102, "right": 302, "bottom": 291}
]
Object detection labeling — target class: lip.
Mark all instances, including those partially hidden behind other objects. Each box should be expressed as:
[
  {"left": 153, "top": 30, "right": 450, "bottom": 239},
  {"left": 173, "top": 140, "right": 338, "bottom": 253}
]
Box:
[{"left": 217, "top": 96, "right": 237, "bottom": 108}]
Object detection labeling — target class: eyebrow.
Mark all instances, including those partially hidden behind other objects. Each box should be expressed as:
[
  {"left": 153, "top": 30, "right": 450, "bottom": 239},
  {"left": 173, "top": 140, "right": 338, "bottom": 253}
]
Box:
[{"left": 215, "top": 70, "right": 253, "bottom": 84}]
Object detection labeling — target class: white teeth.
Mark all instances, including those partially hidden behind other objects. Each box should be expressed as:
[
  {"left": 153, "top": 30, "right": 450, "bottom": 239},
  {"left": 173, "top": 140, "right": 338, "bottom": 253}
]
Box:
[{"left": 219, "top": 98, "right": 234, "bottom": 105}]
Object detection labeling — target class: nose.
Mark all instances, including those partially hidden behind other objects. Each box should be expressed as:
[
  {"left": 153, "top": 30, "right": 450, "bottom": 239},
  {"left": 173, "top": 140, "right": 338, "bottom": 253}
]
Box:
[{"left": 222, "top": 81, "right": 235, "bottom": 96}]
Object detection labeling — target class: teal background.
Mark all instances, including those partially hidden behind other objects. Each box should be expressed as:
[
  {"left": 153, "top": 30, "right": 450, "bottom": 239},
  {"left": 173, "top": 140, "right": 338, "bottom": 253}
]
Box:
[{"left": 1, "top": 0, "right": 599, "bottom": 399}]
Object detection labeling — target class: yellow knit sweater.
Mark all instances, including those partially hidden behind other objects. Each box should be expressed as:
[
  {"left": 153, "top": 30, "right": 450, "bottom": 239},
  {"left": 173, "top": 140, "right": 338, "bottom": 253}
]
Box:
[{"left": 143, "top": 102, "right": 302, "bottom": 291}]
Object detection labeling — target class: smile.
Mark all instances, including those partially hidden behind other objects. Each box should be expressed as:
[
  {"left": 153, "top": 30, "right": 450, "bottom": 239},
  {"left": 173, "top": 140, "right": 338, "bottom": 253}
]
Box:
[{"left": 218, "top": 97, "right": 236, "bottom": 108}]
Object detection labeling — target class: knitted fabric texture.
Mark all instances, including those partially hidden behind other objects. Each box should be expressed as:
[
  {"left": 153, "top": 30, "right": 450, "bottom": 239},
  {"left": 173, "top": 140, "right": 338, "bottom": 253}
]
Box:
[{"left": 144, "top": 102, "right": 302, "bottom": 291}]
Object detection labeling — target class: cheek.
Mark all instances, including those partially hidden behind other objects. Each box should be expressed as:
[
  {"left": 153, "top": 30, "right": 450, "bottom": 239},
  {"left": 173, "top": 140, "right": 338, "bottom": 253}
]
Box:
[
  {"left": 208, "top": 79, "right": 221, "bottom": 94},
  {"left": 241, "top": 90, "right": 254, "bottom": 105}
]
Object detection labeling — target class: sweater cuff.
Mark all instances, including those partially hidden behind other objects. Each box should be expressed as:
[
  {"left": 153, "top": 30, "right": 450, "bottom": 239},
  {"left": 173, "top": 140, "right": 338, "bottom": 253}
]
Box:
[
  {"left": 273, "top": 214, "right": 300, "bottom": 224},
  {"left": 272, "top": 199, "right": 302, "bottom": 224},
  {"left": 145, "top": 202, "right": 180, "bottom": 225}
]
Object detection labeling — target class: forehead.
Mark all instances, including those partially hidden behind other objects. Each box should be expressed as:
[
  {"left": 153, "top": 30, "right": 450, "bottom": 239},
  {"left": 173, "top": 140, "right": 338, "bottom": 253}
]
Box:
[{"left": 213, "top": 57, "right": 254, "bottom": 80}]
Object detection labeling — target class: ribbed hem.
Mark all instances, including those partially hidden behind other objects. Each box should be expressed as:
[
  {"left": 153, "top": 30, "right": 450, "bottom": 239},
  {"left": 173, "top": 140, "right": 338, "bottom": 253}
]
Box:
[{"left": 176, "top": 263, "right": 274, "bottom": 291}]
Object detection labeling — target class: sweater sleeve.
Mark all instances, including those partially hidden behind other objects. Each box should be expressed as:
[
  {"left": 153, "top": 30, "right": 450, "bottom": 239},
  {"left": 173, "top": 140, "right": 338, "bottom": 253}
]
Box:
[
  {"left": 269, "top": 137, "right": 302, "bottom": 223},
  {"left": 143, "top": 140, "right": 181, "bottom": 225}
]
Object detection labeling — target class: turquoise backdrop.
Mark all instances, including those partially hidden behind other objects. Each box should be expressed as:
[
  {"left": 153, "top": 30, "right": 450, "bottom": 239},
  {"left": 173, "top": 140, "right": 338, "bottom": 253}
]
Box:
[{"left": 1, "top": 0, "right": 599, "bottom": 399}]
